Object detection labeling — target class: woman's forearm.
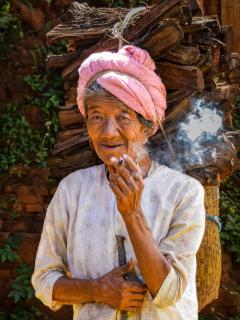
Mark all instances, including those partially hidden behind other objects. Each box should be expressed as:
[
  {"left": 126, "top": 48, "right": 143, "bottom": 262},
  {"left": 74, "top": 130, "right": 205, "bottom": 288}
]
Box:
[
  {"left": 52, "top": 276, "right": 100, "bottom": 304},
  {"left": 124, "top": 209, "right": 171, "bottom": 297}
]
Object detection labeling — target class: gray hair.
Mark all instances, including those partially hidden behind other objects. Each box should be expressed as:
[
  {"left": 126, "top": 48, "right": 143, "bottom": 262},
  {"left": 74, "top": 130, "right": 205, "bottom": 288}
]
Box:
[{"left": 84, "top": 81, "right": 154, "bottom": 129}]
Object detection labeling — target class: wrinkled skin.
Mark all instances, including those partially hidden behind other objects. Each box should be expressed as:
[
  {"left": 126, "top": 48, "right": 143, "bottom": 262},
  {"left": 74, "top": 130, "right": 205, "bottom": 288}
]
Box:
[
  {"left": 86, "top": 94, "right": 153, "bottom": 167},
  {"left": 97, "top": 261, "right": 147, "bottom": 312}
]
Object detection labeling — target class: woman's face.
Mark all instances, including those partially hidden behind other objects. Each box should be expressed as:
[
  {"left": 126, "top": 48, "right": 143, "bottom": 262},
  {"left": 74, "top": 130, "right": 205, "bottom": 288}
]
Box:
[{"left": 86, "top": 94, "right": 150, "bottom": 165}]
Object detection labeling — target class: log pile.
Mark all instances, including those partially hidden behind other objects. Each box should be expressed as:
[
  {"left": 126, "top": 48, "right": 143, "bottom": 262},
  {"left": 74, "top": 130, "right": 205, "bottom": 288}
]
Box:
[{"left": 46, "top": 0, "right": 240, "bottom": 180}]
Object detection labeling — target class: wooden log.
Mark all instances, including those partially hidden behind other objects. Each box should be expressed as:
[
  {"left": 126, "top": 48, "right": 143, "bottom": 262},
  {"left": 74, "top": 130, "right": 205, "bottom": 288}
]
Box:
[
  {"left": 167, "top": 89, "right": 195, "bottom": 109},
  {"left": 164, "top": 98, "right": 192, "bottom": 124},
  {"left": 47, "top": 3, "right": 128, "bottom": 44},
  {"left": 46, "top": 51, "right": 81, "bottom": 68},
  {"left": 194, "top": 89, "right": 237, "bottom": 128},
  {"left": 140, "top": 20, "right": 183, "bottom": 57},
  {"left": 213, "top": 70, "right": 240, "bottom": 90},
  {"left": 161, "top": 2, "right": 191, "bottom": 24},
  {"left": 191, "top": 28, "right": 213, "bottom": 45},
  {"left": 157, "top": 62, "right": 205, "bottom": 90},
  {"left": 151, "top": 0, "right": 201, "bottom": 18},
  {"left": 225, "top": 130, "right": 240, "bottom": 152},
  {"left": 62, "top": 0, "right": 181, "bottom": 80},
  {"left": 59, "top": 108, "right": 85, "bottom": 129},
  {"left": 218, "top": 26, "right": 233, "bottom": 72},
  {"left": 57, "top": 128, "right": 87, "bottom": 141},
  {"left": 58, "top": 104, "right": 76, "bottom": 111},
  {"left": 182, "top": 16, "right": 221, "bottom": 35},
  {"left": 52, "top": 133, "right": 89, "bottom": 155},
  {"left": 186, "top": 132, "right": 239, "bottom": 179},
  {"left": 65, "top": 84, "right": 77, "bottom": 108},
  {"left": 216, "top": 84, "right": 240, "bottom": 103},
  {"left": 228, "top": 66, "right": 240, "bottom": 85},
  {"left": 59, "top": 150, "right": 100, "bottom": 172},
  {"left": 211, "top": 44, "right": 221, "bottom": 74},
  {"left": 195, "top": 54, "right": 207, "bottom": 67},
  {"left": 163, "top": 44, "right": 200, "bottom": 65},
  {"left": 186, "top": 0, "right": 203, "bottom": 16}
]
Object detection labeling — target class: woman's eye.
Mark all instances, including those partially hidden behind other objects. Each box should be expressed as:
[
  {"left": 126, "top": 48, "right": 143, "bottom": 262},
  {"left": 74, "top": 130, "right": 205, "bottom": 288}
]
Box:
[
  {"left": 118, "top": 115, "right": 131, "bottom": 123},
  {"left": 89, "top": 115, "right": 102, "bottom": 122}
]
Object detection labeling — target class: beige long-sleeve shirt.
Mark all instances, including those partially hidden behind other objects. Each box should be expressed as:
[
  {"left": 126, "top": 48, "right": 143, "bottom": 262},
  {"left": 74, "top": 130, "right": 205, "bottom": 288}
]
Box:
[{"left": 32, "top": 162, "right": 205, "bottom": 320}]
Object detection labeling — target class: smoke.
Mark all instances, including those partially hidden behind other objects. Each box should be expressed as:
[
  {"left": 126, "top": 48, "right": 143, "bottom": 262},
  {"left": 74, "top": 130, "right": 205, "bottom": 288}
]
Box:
[{"left": 149, "top": 96, "right": 224, "bottom": 172}]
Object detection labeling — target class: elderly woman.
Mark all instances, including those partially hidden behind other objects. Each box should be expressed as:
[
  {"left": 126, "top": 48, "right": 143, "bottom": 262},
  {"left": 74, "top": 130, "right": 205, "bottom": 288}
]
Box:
[{"left": 32, "top": 45, "right": 205, "bottom": 320}]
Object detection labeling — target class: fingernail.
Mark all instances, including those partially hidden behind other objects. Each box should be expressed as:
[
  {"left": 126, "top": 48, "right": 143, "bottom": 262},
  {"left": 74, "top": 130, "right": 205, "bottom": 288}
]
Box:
[
  {"left": 110, "top": 157, "right": 117, "bottom": 163},
  {"left": 123, "top": 154, "right": 128, "bottom": 159}
]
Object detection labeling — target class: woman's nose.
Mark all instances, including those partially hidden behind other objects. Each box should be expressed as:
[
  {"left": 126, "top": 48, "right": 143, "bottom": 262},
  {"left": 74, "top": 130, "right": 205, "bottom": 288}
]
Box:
[{"left": 101, "top": 118, "right": 119, "bottom": 137}]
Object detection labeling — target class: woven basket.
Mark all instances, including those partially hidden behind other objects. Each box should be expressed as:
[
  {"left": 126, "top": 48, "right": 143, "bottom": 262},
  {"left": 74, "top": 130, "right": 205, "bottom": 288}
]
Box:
[{"left": 196, "top": 183, "right": 222, "bottom": 311}]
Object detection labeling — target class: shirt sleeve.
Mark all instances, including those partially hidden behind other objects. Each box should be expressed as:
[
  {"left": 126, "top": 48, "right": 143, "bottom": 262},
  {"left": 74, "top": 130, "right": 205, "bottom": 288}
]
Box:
[
  {"left": 152, "top": 179, "right": 205, "bottom": 309},
  {"left": 31, "top": 180, "right": 69, "bottom": 311}
]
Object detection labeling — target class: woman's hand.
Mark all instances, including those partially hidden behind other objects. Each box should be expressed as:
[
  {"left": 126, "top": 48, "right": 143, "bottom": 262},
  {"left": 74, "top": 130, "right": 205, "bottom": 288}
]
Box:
[
  {"left": 97, "top": 261, "right": 147, "bottom": 312},
  {"left": 108, "top": 154, "right": 144, "bottom": 217}
]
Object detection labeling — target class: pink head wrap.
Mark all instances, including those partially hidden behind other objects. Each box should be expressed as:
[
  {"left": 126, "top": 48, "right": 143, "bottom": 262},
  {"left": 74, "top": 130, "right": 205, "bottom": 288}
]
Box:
[{"left": 77, "top": 45, "right": 167, "bottom": 124}]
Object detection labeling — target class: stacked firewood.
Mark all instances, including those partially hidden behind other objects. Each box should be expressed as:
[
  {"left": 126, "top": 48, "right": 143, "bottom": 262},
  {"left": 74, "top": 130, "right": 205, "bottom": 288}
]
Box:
[{"left": 46, "top": 0, "right": 240, "bottom": 180}]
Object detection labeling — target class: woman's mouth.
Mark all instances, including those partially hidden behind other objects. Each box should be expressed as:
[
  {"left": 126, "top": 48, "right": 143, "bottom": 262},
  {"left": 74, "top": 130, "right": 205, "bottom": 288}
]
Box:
[{"left": 101, "top": 144, "right": 124, "bottom": 149}]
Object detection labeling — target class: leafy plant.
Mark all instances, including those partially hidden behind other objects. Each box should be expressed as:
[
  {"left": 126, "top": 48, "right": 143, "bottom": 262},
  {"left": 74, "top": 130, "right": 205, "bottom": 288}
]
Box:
[
  {"left": 24, "top": 71, "right": 64, "bottom": 119},
  {"left": 0, "top": 1, "right": 23, "bottom": 55},
  {"left": 8, "top": 305, "right": 47, "bottom": 320},
  {"left": 0, "top": 312, "right": 6, "bottom": 320},
  {"left": 220, "top": 98, "right": 240, "bottom": 262},
  {"left": 0, "top": 234, "right": 20, "bottom": 262},
  {"left": 0, "top": 103, "right": 44, "bottom": 169},
  {"left": 0, "top": 234, "right": 47, "bottom": 318},
  {"left": 8, "top": 264, "right": 34, "bottom": 303},
  {"left": 0, "top": 68, "right": 64, "bottom": 170}
]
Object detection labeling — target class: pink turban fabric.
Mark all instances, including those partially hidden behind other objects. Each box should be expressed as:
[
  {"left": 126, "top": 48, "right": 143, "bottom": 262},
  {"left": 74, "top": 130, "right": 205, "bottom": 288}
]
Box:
[{"left": 77, "top": 45, "right": 167, "bottom": 124}]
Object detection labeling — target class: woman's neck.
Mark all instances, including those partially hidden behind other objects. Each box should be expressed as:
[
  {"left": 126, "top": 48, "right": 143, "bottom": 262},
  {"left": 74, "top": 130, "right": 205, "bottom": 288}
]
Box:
[{"left": 137, "top": 153, "right": 152, "bottom": 178}]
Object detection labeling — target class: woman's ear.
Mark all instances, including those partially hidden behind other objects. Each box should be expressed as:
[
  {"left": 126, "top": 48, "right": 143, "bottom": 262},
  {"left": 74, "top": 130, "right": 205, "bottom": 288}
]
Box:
[{"left": 143, "top": 123, "right": 158, "bottom": 139}]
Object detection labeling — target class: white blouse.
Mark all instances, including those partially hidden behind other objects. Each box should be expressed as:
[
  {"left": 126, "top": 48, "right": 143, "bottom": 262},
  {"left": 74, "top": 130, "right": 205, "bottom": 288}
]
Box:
[{"left": 32, "top": 162, "right": 205, "bottom": 320}]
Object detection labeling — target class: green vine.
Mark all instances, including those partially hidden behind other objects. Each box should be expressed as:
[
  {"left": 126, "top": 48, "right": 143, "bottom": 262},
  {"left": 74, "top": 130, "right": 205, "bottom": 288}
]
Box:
[
  {"left": 0, "top": 69, "right": 64, "bottom": 171},
  {"left": 0, "top": 234, "right": 20, "bottom": 262},
  {"left": 0, "top": 235, "right": 47, "bottom": 319},
  {"left": 8, "top": 264, "right": 35, "bottom": 303},
  {"left": 0, "top": 1, "right": 23, "bottom": 56}
]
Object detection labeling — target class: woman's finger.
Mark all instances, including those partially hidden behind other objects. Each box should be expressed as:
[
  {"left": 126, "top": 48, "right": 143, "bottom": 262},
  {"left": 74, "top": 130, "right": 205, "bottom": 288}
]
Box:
[
  {"left": 109, "top": 157, "right": 122, "bottom": 171},
  {"left": 109, "top": 181, "right": 123, "bottom": 199},
  {"left": 126, "top": 282, "right": 147, "bottom": 293},
  {"left": 117, "top": 167, "right": 136, "bottom": 189},
  {"left": 128, "top": 293, "right": 146, "bottom": 301},
  {"left": 110, "top": 174, "right": 130, "bottom": 195},
  {"left": 123, "top": 154, "right": 142, "bottom": 178},
  {"left": 107, "top": 165, "right": 116, "bottom": 175}
]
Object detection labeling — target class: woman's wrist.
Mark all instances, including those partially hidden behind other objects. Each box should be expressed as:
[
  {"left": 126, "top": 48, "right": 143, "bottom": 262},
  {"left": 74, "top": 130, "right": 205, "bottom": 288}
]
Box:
[
  {"left": 91, "top": 277, "right": 105, "bottom": 303},
  {"left": 53, "top": 276, "right": 104, "bottom": 304},
  {"left": 122, "top": 208, "right": 145, "bottom": 224}
]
